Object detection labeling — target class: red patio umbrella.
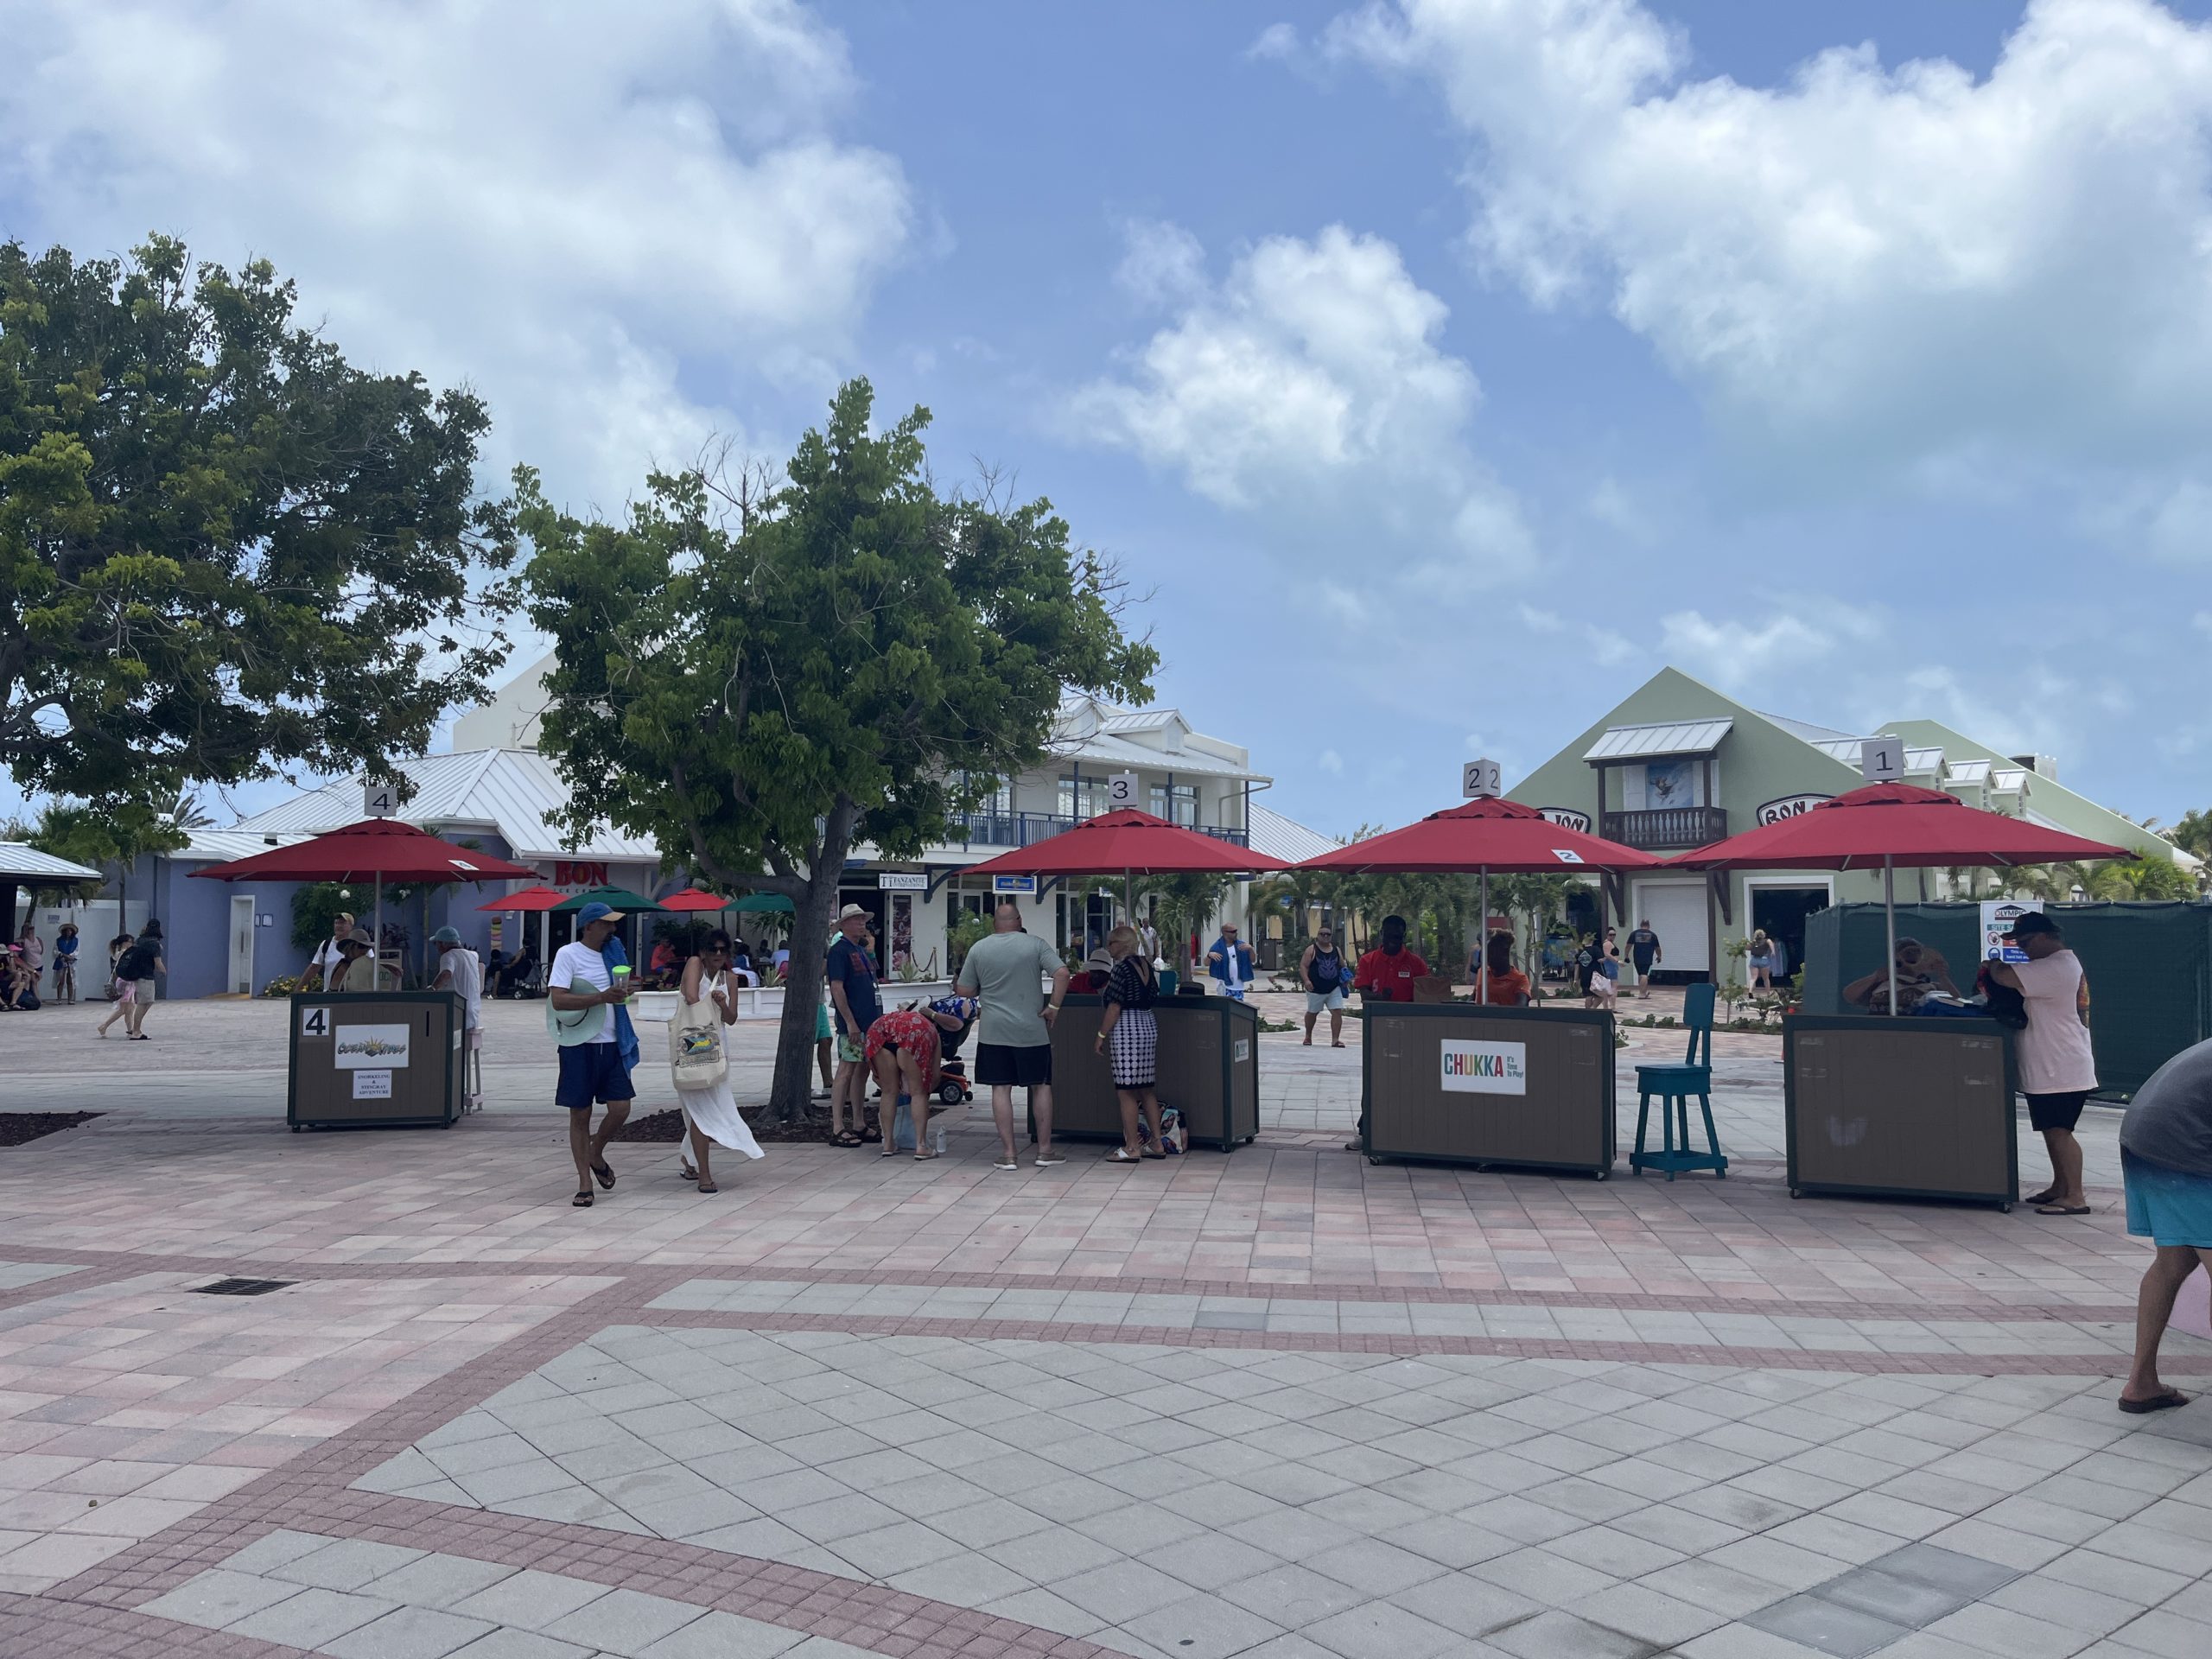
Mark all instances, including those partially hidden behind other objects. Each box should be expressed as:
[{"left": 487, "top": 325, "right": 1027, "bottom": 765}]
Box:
[
  {"left": 656, "top": 887, "right": 731, "bottom": 912},
  {"left": 476, "top": 885, "right": 567, "bottom": 912},
  {"left": 193, "top": 819, "right": 535, "bottom": 955},
  {"left": 1295, "top": 796, "right": 1662, "bottom": 1001},
  {"left": 963, "top": 810, "right": 1287, "bottom": 972},
  {"left": 1669, "top": 782, "right": 2129, "bottom": 1014}
]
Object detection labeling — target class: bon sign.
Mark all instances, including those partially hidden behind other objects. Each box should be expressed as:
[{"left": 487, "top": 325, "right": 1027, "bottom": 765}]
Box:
[{"left": 1756, "top": 794, "right": 1831, "bottom": 828}]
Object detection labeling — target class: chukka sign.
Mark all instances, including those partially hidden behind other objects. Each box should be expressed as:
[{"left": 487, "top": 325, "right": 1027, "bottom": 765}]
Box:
[{"left": 1440, "top": 1038, "right": 1527, "bottom": 1095}]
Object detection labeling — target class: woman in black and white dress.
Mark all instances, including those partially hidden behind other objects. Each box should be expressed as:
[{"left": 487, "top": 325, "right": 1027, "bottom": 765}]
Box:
[{"left": 1095, "top": 925, "right": 1164, "bottom": 1164}]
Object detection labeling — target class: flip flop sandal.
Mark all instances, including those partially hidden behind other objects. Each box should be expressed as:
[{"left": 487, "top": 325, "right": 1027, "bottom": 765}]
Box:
[
  {"left": 696, "top": 1181, "right": 718, "bottom": 1194},
  {"left": 2119, "top": 1389, "right": 2190, "bottom": 1414},
  {"left": 1107, "top": 1147, "right": 1141, "bottom": 1163},
  {"left": 571, "top": 1190, "right": 594, "bottom": 1207},
  {"left": 1141, "top": 1150, "right": 1166, "bottom": 1160},
  {"left": 592, "top": 1160, "right": 616, "bottom": 1190},
  {"left": 860, "top": 1125, "right": 882, "bottom": 1143},
  {"left": 2024, "top": 1187, "right": 2061, "bottom": 1205},
  {"left": 912, "top": 1151, "right": 939, "bottom": 1161},
  {"left": 2036, "top": 1205, "right": 2093, "bottom": 1216},
  {"left": 830, "top": 1132, "right": 864, "bottom": 1147}
]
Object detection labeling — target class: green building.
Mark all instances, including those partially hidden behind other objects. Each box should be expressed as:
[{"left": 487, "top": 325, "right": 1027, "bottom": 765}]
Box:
[{"left": 1510, "top": 668, "right": 2190, "bottom": 982}]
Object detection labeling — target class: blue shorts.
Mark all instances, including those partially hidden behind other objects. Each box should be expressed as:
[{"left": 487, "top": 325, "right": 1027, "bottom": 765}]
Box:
[
  {"left": 556, "top": 1043, "right": 634, "bottom": 1109},
  {"left": 2123, "top": 1152, "right": 2212, "bottom": 1249}
]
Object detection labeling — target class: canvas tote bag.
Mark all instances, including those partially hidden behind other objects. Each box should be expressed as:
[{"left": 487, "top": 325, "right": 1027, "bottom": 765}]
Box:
[{"left": 668, "top": 980, "right": 729, "bottom": 1089}]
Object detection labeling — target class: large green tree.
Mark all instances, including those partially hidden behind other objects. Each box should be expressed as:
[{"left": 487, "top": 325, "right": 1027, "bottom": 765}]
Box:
[
  {"left": 0, "top": 236, "right": 517, "bottom": 810},
  {"left": 520, "top": 378, "right": 1156, "bottom": 1120}
]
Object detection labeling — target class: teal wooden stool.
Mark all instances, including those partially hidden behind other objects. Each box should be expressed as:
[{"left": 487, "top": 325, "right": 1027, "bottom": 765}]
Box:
[{"left": 1631, "top": 983, "right": 1727, "bottom": 1180}]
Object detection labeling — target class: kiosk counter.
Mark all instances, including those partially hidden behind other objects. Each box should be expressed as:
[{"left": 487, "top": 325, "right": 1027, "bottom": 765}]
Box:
[
  {"left": 1046, "top": 992, "right": 1261, "bottom": 1151},
  {"left": 1783, "top": 1014, "right": 2018, "bottom": 1208},
  {"left": 289, "top": 989, "right": 467, "bottom": 1130},
  {"left": 1362, "top": 1004, "right": 1615, "bottom": 1176}
]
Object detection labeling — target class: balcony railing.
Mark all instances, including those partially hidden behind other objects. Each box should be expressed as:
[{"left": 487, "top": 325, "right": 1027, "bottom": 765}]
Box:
[
  {"left": 1601, "top": 807, "right": 1728, "bottom": 850},
  {"left": 943, "top": 812, "right": 1248, "bottom": 849}
]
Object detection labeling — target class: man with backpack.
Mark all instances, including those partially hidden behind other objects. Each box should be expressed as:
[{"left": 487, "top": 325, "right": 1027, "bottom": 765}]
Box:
[{"left": 1300, "top": 926, "right": 1350, "bottom": 1047}]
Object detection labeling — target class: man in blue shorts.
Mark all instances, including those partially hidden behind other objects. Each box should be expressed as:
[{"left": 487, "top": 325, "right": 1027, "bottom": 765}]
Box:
[{"left": 549, "top": 902, "right": 636, "bottom": 1207}]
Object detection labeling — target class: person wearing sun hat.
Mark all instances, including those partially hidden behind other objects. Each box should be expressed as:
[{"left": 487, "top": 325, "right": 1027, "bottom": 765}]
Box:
[
  {"left": 430, "top": 925, "right": 485, "bottom": 1109},
  {"left": 548, "top": 901, "right": 636, "bottom": 1207}
]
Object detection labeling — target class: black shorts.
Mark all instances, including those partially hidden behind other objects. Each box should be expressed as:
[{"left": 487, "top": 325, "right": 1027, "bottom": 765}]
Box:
[
  {"left": 975, "top": 1042, "right": 1052, "bottom": 1087},
  {"left": 2026, "top": 1090, "right": 2089, "bottom": 1133}
]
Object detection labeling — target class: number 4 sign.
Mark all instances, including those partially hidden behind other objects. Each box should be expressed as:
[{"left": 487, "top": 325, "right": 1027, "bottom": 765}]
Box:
[
  {"left": 363, "top": 781, "right": 399, "bottom": 817},
  {"left": 300, "top": 1005, "right": 331, "bottom": 1038}
]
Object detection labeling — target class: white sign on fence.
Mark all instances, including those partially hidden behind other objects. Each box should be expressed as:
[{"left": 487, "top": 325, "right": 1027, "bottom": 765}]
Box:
[
  {"left": 334, "top": 1024, "right": 411, "bottom": 1070},
  {"left": 1440, "top": 1038, "right": 1527, "bottom": 1095},
  {"left": 1980, "top": 899, "right": 2043, "bottom": 963},
  {"left": 352, "top": 1071, "right": 393, "bottom": 1100}
]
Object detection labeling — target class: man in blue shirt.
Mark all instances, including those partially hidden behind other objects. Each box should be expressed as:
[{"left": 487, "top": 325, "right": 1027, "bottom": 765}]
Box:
[
  {"left": 824, "top": 904, "right": 880, "bottom": 1144},
  {"left": 1206, "top": 923, "right": 1255, "bottom": 1001}
]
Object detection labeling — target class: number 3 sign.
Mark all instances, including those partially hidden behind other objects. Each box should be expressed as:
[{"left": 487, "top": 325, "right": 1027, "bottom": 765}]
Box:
[{"left": 1106, "top": 772, "right": 1140, "bottom": 809}]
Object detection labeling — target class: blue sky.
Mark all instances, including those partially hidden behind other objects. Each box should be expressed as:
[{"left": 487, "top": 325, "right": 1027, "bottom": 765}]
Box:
[{"left": 6, "top": 0, "right": 2212, "bottom": 841}]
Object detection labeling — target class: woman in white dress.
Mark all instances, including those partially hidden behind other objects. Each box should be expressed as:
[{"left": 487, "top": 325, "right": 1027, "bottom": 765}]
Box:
[{"left": 675, "top": 931, "right": 764, "bottom": 1192}]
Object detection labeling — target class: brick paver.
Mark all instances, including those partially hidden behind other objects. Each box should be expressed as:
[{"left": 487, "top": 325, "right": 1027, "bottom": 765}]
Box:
[{"left": 2, "top": 995, "right": 2208, "bottom": 1657}]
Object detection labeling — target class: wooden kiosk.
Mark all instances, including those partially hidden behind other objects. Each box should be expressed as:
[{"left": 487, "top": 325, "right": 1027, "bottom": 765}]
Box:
[
  {"left": 1361, "top": 1003, "right": 1616, "bottom": 1176},
  {"left": 1046, "top": 991, "right": 1261, "bottom": 1151},
  {"left": 289, "top": 988, "right": 467, "bottom": 1130},
  {"left": 1783, "top": 1014, "right": 2017, "bottom": 1209}
]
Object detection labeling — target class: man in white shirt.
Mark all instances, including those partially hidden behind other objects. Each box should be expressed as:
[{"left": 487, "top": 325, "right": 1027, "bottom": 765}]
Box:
[
  {"left": 548, "top": 903, "right": 634, "bottom": 1207},
  {"left": 304, "top": 912, "right": 356, "bottom": 989},
  {"left": 431, "top": 926, "right": 485, "bottom": 1110}
]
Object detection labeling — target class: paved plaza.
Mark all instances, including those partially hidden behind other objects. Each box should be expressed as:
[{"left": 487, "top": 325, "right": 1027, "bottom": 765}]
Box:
[{"left": 3, "top": 995, "right": 2210, "bottom": 1658}]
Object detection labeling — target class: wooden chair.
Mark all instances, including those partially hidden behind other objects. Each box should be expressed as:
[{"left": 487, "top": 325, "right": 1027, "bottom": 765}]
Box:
[{"left": 1630, "top": 982, "right": 1727, "bottom": 1180}]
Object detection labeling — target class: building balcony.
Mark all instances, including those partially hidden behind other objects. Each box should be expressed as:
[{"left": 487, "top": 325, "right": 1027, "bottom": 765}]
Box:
[
  {"left": 1601, "top": 806, "right": 1728, "bottom": 851},
  {"left": 941, "top": 812, "right": 1248, "bottom": 849}
]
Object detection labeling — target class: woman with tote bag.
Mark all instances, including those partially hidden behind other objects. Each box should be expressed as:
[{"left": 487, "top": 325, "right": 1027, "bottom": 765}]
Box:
[{"left": 671, "top": 931, "right": 764, "bottom": 1192}]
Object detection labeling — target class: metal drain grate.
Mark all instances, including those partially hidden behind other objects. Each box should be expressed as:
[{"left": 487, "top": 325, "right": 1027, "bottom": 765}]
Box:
[{"left": 194, "top": 1277, "right": 294, "bottom": 1297}]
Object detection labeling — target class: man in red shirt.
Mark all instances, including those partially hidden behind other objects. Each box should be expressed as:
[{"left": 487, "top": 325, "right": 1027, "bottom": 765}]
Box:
[{"left": 1349, "top": 915, "right": 1427, "bottom": 1151}]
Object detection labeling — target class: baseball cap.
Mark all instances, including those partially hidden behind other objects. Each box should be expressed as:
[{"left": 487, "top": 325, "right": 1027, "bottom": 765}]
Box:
[
  {"left": 837, "top": 904, "right": 870, "bottom": 922},
  {"left": 577, "top": 901, "right": 624, "bottom": 925},
  {"left": 2011, "top": 912, "right": 2063, "bottom": 941},
  {"left": 430, "top": 926, "right": 461, "bottom": 945}
]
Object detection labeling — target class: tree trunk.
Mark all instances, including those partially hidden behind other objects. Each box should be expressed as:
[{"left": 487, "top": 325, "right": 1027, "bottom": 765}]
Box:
[{"left": 766, "top": 808, "right": 855, "bottom": 1124}]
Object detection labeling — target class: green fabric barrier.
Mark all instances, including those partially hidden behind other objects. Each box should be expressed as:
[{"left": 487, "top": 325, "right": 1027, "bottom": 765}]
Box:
[{"left": 1802, "top": 901, "right": 2212, "bottom": 1097}]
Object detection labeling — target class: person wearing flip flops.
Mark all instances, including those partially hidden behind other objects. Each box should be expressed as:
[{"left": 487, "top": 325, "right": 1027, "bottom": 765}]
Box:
[
  {"left": 1096, "top": 925, "right": 1165, "bottom": 1165},
  {"left": 957, "top": 900, "right": 1071, "bottom": 1170},
  {"left": 548, "top": 902, "right": 637, "bottom": 1207},
  {"left": 1983, "top": 912, "right": 2096, "bottom": 1217},
  {"left": 2116, "top": 1038, "right": 2212, "bottom": 1415}
]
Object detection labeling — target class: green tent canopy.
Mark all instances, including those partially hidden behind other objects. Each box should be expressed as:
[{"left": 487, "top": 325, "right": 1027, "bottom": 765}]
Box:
[
  {"left": 550, "top": 887, "right": 665, "bottom": 913},
  {"left": 730, "top": 893, "right": 795, "bottom": 913}
]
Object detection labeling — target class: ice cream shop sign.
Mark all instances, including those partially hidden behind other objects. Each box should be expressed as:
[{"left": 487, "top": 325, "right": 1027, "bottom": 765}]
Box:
[{"left": 550, "top": 860, "right": 611, "bottom": 890}]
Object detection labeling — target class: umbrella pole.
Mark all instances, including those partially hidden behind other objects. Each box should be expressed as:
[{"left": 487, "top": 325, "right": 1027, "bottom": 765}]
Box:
[
  {"left": 373, "top": 873, "right": 383, "bottom": 988},
  {"left": 1478, "top": 867, "right": 1490, "bottom": 1005},
  {"left": 1884, "top": 856, "right": 1897, "bottom": 1018}
]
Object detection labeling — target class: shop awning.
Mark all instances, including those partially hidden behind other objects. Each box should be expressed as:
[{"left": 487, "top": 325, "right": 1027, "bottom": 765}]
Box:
[{"left": 1582, "top": 719, "right": 1733, "bottom": 762}]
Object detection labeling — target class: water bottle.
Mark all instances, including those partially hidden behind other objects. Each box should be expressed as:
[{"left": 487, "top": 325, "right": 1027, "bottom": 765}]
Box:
[{"left": 931, "top": 1121, "right": 947, "bottom": 1155}]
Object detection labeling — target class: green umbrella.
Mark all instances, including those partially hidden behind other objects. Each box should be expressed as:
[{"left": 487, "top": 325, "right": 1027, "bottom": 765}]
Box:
[
  {"left": 730, "top": 893, "right": 795, "bottom": 912},
  {"left": 550, "top": 886, "right": 666, "bottom": 912}
]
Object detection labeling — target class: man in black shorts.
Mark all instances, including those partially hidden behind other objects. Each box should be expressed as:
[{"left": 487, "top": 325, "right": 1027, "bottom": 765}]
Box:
[{"left": 956, "top": 901, "right": 1071, "bottom": 1170}]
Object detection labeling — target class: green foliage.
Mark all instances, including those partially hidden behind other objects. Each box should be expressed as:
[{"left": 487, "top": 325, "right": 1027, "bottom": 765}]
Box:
[
  {"left": 2166, "top": 809, "right": 2212, "bottom": 861},
  {"left": 1153, "top": 872, "right": 1230, "bottom": 973},
  {"left": 2116, "top": 855, "right": 2199, "bottom": 901},
  {"left": 22, "top": 798, "right": 182, "bottom": 902},
  {"left": 518, "top": 378, "right": 1155, "bottom": 1117},
  {"left": 289, "top": 882, "right": 358, "bottom": 953},
  {"left": 0, "top": 235, "right": 518, "bottom": 812},
  {"left": 258, "top": 974, "right": 300, "bottom": 998},
  {"left": 946, "top": 911, "right": 993, "bottom": 973}
]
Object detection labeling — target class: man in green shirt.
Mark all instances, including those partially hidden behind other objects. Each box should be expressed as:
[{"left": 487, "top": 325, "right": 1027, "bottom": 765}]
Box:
[{"left": 957, "top": 901, "right": 1073, "bottom": 1170}]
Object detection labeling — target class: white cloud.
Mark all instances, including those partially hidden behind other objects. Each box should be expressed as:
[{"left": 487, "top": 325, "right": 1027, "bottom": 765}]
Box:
[
  {"left": 1247, "top": 22, "right": 1302, "bottom": 62},
  {"left": 0, "top": 0, "right": 914, "bottom": 508},
  {"left": 1328, "top": 0, "right": 2212, "bottom": 492},
  {"left": 1658, "top": 609, "right": 1849, "bottom": 693},
  {"left": 1115, "top": 219, "right": 1209, "bottom": 307},
  {"left": 1517, "top": 604, "right": 1565, "bottom": 632},
  {"left": 1075, "top": 222, "right": 1531, "bottom": 576},
  {"left": 1318, "top": 748, "right": 1345, "bottom": 774},
  {"left": 1586, "top": 626, "right": 1637, "bottom": 667}
]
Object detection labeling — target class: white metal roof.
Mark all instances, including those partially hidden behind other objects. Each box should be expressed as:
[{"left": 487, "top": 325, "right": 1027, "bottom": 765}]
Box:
[
  {"left": 225, "top": 749, "right": 660, "bottom": 862},
  {"left": 1584, "top": 719, "right": 1733, "bottom": 761},
  {"left": 1055, "top": 728, "right": 1262, "bottom": 780},
  {"left": 1760, "top": 712, "right": 1856, "bottom": 743},
  {"left": 1248, "top": 802, "right": 1340, "bottom": 865},
  {"left": 0, "top": 842, "right": 104, "bottom": 883},
  {"left": 1945, "top": 759, "right": 1992, "bottom": 785}
]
